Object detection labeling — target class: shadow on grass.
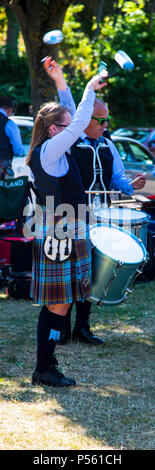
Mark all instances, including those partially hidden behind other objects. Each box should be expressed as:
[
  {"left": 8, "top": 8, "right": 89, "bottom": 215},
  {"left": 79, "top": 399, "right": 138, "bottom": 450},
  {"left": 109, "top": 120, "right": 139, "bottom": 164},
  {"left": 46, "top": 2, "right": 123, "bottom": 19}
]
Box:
[
  {"left": 0, "top": 330, "right": 154, "bottom": 448},
  {"left": 0, "top": 283, "right": 154, "bottom": 449}
]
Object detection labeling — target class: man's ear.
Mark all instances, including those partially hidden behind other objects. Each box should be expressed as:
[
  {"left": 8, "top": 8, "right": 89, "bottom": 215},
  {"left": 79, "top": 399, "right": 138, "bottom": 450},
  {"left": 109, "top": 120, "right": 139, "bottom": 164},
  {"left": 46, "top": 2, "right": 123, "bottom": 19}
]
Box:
[{"left": 6, "top": 108, "right": 13, "bottom": 117}]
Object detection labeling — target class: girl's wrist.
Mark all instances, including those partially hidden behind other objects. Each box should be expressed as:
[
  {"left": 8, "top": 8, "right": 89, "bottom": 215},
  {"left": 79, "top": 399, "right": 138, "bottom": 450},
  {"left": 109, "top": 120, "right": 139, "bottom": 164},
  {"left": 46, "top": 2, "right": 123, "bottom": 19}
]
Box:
[{"left": 55, "top": 78, "right": 68, "bottom": 91}]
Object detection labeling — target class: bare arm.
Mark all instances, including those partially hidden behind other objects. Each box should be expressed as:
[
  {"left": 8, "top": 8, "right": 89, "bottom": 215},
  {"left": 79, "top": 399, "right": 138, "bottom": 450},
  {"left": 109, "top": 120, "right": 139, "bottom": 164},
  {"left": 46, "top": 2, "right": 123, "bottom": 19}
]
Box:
[{"left": 43, "top": 57, "right": 67, "bottom": 90}]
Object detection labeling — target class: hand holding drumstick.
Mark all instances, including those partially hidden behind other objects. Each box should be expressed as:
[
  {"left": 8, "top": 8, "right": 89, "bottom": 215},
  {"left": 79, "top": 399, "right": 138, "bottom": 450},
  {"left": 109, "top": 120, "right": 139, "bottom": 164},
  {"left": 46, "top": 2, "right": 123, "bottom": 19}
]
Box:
[{"left": 129, "top": 172, "right": 147, "bottom": 190}]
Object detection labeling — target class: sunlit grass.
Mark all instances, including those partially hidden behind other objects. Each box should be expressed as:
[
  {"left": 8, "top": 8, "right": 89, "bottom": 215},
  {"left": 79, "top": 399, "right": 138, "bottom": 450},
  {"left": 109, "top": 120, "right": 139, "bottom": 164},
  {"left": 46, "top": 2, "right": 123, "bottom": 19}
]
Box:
[{"left": 0, "top": 281, "right": 154, "bottom": 450}]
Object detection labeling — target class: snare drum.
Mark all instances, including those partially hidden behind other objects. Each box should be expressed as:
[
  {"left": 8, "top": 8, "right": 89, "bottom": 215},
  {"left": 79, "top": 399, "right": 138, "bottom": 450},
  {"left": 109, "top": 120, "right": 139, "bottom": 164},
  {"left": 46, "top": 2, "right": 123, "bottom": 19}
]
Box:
[
  {"left": 92, "top": 208, "right": 150, "bottom": 247},
  {"left": 89, "top": 224, "right": 148, "bottom": 305}
]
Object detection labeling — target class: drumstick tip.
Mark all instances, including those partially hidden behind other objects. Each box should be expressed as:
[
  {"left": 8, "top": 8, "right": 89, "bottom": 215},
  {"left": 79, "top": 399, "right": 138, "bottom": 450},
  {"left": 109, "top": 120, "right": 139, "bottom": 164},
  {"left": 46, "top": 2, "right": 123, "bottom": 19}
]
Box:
[{"left": 129, "top": 172, "right": 147, "bottom": 185}]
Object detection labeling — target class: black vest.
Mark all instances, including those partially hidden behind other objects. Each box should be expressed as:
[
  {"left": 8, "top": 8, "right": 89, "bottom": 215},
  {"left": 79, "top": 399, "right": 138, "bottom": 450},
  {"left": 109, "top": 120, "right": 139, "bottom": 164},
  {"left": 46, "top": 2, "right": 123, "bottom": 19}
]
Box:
[
  {"left": 71, "top": 137, "right": 113, "bottom": 202},
  {"left": 29, "top": 145, "right": 86, "bottom": 214},
  {"left": 0, "top": 112, "right": 13, "bottom": 161}
]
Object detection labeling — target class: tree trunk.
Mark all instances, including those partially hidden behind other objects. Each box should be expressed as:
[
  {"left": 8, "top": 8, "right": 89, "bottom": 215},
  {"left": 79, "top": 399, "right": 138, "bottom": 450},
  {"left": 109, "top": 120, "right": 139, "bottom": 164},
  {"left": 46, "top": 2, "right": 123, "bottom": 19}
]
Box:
[
  {"left": 10, "top": 0, "right": 70, "bottom": 113},
  {"left": 81, "top": 0, "right": 115, "bottom": 20},
  {"left": 148, "top": 0, "right": 155, "bottom": 31},
  {"left": 0, "top": 0, "right": 120, "bottom": 112}
]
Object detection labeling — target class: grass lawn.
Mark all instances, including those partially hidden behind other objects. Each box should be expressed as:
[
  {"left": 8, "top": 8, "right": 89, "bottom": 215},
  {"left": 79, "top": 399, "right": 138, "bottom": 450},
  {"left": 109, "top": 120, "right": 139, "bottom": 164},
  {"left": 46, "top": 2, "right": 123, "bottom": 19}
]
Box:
[{"left": 0, "top": 279, "right": 154, "bottom": 450}]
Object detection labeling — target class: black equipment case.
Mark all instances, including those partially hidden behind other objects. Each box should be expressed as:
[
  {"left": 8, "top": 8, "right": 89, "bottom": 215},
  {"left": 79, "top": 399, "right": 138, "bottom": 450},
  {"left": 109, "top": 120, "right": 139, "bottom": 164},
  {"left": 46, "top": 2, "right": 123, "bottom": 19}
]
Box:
[{"left": 0, "top": 176, "right": 33, "bottom": 299}]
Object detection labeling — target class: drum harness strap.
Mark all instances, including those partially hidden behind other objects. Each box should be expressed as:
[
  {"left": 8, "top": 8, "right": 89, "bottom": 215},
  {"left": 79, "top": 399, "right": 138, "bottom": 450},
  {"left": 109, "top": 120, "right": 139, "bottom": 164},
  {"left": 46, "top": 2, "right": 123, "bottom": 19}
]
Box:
[{"left": 77, "top": 142, "right": 108, "bottom": 209}]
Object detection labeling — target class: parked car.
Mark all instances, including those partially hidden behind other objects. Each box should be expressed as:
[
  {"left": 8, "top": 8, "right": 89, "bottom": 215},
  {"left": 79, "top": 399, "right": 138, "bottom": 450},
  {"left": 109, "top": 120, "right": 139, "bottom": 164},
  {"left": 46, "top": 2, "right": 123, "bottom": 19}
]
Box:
[
  {"left": 10, "top": 116, "right": 34, "bottom": 178},
  {"left": 111, "top": 135, "right": 155, "bottom": 197},
  {"left": 112, "top": 128, "right": 155, "bottom": 156}
]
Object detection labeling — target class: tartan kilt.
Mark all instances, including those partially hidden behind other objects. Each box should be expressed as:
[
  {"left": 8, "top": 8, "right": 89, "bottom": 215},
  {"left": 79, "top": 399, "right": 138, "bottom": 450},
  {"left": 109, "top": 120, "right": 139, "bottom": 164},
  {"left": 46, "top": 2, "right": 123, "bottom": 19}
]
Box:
[{"left": 30, "top": 212, "right": 92, "bottom": 304}]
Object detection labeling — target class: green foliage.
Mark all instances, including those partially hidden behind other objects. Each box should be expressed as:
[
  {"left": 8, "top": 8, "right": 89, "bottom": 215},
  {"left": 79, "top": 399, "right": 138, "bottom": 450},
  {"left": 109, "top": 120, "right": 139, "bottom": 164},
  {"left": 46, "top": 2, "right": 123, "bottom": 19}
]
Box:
[
  {"left": 94, "top": 0, "right": 155, "bottom": 128},
  {"left": 0, "top": 1, "right": 154, "bottom": 127},
  {"left": 60, "top": 2, "right": 155, "bottom": 129},
  {"left": 0, "top": 6, "right": 7, "bottom": 35},
  {"left": 60, "top": 5, "right": 93, "bottom": 104},
  {"left": 0, "top": 46, "right": 30, "bottom": 114}
]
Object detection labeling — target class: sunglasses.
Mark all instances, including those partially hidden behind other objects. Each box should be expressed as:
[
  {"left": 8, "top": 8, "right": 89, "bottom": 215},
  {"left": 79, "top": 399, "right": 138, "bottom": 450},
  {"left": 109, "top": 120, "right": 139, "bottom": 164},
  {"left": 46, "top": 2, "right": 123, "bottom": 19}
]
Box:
[
  {"left": 55, "top": 123, "right": 68, "bottom": 127},
  {"left": 92, "top": 115, "right": 111, "bottom": 125}
]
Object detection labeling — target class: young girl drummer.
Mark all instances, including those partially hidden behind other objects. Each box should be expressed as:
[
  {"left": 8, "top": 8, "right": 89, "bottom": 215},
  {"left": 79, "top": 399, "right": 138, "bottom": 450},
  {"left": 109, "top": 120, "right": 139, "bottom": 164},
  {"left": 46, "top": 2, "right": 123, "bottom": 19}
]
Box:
[{"left": 26, "top": 57, "right": 107, "bottom": 387}]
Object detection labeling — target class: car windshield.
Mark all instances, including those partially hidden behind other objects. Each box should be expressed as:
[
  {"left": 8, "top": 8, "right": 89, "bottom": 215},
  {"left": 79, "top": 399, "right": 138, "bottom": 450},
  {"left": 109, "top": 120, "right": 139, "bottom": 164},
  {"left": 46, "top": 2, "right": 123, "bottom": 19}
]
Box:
[
  {"left": 19, "top": 125, "right": 33, "bottom": 145},
  {"left": 114, "top": 141, "right": 154, "bottom": 165},
  {"left": 149, "top": 130, "right": 155, "bottom": 142},
  {"left": 129, "top": 143, "right": 153, "bottom": 163},
  {"left": 113, "top": 128, "right": 150, "bottom": 143}
]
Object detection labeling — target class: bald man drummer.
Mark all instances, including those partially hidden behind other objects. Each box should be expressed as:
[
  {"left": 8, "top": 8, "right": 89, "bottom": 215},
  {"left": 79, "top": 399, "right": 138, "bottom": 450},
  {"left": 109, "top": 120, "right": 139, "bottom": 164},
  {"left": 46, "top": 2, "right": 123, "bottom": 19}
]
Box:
[{"left": 58, "top": 97, "right": 145, "bottom": 345}]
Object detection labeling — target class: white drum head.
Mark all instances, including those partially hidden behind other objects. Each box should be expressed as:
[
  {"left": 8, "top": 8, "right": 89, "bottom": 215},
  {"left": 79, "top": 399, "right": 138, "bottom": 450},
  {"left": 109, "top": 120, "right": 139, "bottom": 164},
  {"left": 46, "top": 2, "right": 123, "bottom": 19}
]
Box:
[
  {"left": 93, "top": 208, "right": 149, "bottom": 224},
  {"left": 90, "top": 225, "right": 144, "bottom": 263}
]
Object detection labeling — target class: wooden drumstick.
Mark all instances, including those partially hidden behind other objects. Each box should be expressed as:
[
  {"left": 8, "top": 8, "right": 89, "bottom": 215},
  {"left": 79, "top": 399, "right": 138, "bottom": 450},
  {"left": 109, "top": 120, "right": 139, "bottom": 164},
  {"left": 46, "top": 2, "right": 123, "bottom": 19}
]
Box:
[{"left": 128, "top": 172, "right": 147, "bottom": 185}]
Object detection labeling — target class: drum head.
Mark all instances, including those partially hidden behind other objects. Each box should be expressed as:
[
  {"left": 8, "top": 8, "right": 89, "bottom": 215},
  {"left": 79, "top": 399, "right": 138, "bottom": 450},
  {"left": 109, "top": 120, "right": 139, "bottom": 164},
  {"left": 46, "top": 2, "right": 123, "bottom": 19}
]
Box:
[
  {"left": 93, "top": 207, "right": 150, "bottom": 225},
  {"left": 90, "top": 224, "right": 144, "bottom": 263}
]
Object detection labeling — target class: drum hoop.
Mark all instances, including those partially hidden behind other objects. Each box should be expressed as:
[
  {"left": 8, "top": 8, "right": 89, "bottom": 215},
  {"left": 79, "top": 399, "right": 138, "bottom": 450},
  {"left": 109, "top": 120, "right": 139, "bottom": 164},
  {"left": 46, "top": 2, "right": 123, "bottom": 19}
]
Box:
[
  {"left": 93, "top": 209, "right": 151, "bottom": 225},
  {"left": 90, "top": 223, "right": 148, "bottom": 266},
  {"left": 88, "top": 294, "right": 127, "bottom": 305}
]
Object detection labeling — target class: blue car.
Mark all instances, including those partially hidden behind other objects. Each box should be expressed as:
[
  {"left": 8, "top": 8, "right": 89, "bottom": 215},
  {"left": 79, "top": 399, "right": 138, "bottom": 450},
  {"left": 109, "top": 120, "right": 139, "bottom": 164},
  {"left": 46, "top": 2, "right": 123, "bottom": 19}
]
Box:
[{"left": 111, "top": 135, "right": 155, "bottom": 198}]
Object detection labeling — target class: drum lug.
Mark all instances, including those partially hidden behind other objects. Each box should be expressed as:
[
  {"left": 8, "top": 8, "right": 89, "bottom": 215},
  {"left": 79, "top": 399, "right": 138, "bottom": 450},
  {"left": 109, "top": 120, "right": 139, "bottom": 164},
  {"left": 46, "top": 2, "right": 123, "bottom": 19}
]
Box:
[
  {"left": 97, "top": 294, "right": 106, "bottom": 307},
  {"left": 126, "top": 256, "right": 148, "bottom": 295},
  {"left": 113, "top": 270, "right": 117, "bottom": 278},
  {"left": 118, "top": 260, "right": 123, "bottom": 267},
  {"left": 97, "top": 261, "right": 122, "bottom": 306},
  {"left": 126, "top": 288, "right": 132, "bottom": 294},
  {"left": 136, "top": 268, "right": 143, "bottom": 275}
]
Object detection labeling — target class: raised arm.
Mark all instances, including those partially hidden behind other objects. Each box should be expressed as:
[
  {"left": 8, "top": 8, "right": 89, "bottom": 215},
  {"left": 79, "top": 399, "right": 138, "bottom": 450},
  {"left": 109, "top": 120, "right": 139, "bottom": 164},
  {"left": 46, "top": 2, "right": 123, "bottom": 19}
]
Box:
[
  {"left": 41, "top": 59, "right": 108, "bottom": 166},
  {"left": 44, "top": 56, "right": 76, "bottom": 117},
  {"left": 43, "top": 57, "right": 67, "bottom": 91}
]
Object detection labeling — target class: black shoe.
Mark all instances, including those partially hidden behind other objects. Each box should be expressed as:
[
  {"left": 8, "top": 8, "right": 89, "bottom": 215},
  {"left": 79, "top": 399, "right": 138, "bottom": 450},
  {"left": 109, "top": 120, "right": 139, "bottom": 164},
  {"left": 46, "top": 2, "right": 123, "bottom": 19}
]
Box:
[
  {"left": 58, "top": 328, "right": 71, "bottom": 345},
  {"left": 72, "top": 327, "right": 105, "bottom": 345},
  {"left": 32, "top": 357, "right": 76, "bottom": 387}
]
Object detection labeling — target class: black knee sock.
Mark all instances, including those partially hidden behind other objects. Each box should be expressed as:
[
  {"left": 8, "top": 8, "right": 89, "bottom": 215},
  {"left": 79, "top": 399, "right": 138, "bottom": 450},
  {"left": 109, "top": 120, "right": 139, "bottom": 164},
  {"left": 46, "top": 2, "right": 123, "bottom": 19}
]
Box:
[
  {"left": 62, "top": 303, "right": 73, "bottom": 331},
  {"left": 36, "top": 305, "right": 65, "bottom": 373},
  {"left": 74, "top": 300, "right": 92, "bottom": 330}
]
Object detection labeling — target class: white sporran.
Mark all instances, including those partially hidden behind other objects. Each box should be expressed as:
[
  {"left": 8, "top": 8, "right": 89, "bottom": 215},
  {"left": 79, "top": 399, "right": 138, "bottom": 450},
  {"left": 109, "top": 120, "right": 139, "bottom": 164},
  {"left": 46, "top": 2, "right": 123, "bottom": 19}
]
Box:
[{"left": 44, "top": 235, "right": 73, "bottom": 263}]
